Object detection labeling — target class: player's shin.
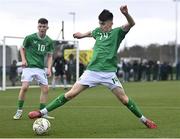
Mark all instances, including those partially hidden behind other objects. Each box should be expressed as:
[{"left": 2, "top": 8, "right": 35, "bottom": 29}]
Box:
[
  {"left": 125, "top": 98, "right": 157, "bottom": 128},
  {"left": 45, "top": 94, "right": 69, "bottom": 112},
  {"left": 126, "top": 98, "right": 142, "bottom": 118},
  {"left": 18, "top": 100, "right": 24, "bottom": 109}
]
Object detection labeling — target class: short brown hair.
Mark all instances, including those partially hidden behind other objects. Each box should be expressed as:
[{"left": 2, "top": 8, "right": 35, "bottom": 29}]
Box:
[
  {"left": 38, "top": 18, "right": 48, "bottom": 24},
  {"left": 98, "top": 9, "right": 113, "bottom": 22}
]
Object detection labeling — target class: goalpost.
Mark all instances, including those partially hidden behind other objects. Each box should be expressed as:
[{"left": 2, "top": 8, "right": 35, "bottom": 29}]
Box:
[
  {"left": 0, "top": 36, "right": 79, "bottom": 91},
  {"left": 1, "top": 36, "right": 24, "bottom": 91}
]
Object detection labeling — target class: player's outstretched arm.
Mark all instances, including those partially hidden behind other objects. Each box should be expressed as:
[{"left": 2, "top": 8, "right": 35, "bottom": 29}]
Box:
[
  {"left": 73, "top": 31, "right": 92, "bottom": 39},
  {"left": 120, "top": 5, "right": 135, "bottom": 32}
]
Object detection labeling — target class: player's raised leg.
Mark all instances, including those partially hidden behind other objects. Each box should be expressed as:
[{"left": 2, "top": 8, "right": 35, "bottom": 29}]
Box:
[
  {"left": 13, "top": 82, "right": 29, "bottom": 120},
  {"left": 112, "top": 87, "right": 157, "bottom": 129},
  {"left": 28, "top": 82, "right": 88, "bottom": 119}
]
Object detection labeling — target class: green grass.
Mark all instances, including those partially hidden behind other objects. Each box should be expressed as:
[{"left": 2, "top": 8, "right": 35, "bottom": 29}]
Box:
[{"left": 0, "top": 81, "right": 180, "bottom": 138}]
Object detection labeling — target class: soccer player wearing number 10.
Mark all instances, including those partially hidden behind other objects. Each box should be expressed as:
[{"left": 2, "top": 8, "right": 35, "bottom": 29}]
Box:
[
  {"left": 13, "top": 18, "right": 54, "bottom": 120},
  {"left": 29, "top": 6, "right": 157, "bottom": 129}
]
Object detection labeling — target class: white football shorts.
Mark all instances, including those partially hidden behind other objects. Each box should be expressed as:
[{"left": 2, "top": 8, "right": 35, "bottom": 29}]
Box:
[
  {"left": 21, "top": 68, "right": 48, "bottom": 85},
  {"left": 77, "top": 70, "right": 123, "bottom": 90}
]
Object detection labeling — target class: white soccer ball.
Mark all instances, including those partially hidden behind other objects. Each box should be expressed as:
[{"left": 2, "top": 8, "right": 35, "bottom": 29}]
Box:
[{"left": 33, "top": 118, "right": 51, "bottom": 135}]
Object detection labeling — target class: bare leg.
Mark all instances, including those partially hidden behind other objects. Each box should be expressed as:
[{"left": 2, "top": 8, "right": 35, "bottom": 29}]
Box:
[
  {"left": 40, "top": 85, "right": 49, "bottom": 104},
  {"left": 65, "top": 82, "right": 88, "bottom": 99},
  {"left": 112, "top": 87, "right": 129, "bottom": 105},
  {"left": 13, "top": 82, "right": 29, "bottom": 119},
  {"left": 18, "top": 82, "right": 29, "bottom": 104}
]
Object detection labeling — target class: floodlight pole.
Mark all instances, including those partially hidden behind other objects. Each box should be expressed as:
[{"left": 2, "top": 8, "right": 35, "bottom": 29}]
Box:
[
  {"left": 2, "top": 37, "right": 6, "bottom": 91},
  {"left": 69, "top": 12, "right": 79, "bottom": 81},
  {"left": 62, "top": 21, "right": 64, "bottom": 40},
  {"left": 69, "top": 12, "right": 76, "bottom": 34},
  {"left": 174, "top": 0, "right": 179, "bottom": 65}
]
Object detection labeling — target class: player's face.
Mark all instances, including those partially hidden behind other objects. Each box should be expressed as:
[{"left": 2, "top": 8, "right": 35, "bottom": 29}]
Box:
[
  {"left": 37, "top": 23, "right": 49, "bottom": 37},
  {"left": 99, "top": 20, "right": 113, "bottom": 32}
]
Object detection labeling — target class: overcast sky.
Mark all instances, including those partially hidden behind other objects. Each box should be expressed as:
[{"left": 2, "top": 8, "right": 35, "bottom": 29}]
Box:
[{"left": 0, "top": 0, "right": 179, "bottom": 50}]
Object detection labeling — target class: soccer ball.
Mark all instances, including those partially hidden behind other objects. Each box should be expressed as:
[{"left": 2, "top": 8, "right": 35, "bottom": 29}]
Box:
[{"left": 33, "top": 118, "right": 51, "bottom": 135}]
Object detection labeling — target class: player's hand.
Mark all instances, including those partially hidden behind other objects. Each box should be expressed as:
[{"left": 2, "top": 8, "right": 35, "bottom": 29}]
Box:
[
  {"left": 120, "top": 5, "right": 128, "bottom": 15},
  {"left": 73, "top": 32, "right": 83, "bottom": 39},
  {"left": 47, "top": 68, "right": 52, "bottom": 78},
  {"left": 22, "top": 59, "right": 27, "bottom": 68}
]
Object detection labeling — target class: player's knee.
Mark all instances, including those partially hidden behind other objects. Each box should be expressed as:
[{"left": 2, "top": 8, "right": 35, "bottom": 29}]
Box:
[
  {"left": 65, "top": 93, "right": 76, "bottom": 99},
  {"left": 42, "top": 86, "right": 49, "bottom": 94},
  {"left": 120, "top": 95, "right": 129, "bottom": 105},
  {"left": 21, "top": 85, "right": 29, "bottom": 92},
  {"left": 45, "top": 85, "right": 49, "bottom": 90},
  {"left": 65, "top": 91, "right": 78, "bottom": 100}
]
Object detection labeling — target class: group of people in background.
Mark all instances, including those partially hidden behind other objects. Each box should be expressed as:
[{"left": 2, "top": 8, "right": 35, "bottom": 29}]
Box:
[
  {"left": 119, "top": 60, "right": 180, "bottom": 82},
  {"left": 7, "top": 58, "right": 180, "bottom": 87}
]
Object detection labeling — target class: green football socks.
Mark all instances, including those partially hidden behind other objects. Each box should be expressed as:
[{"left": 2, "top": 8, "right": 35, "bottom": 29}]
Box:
[
  {"left": 46, "top": 94, "right": 69, "bottom": 112},
  {"left": 17, "top": 100, "right": 24, "bottom": 110},
  {"left": 42, "top": 95, "right": 143, "bottom": 119},
  {"left": 40, "top": 103, "right": 46, "bottom": 110},
  {"left": 126, "top": 98, "right": 143, "bottom": 118}
]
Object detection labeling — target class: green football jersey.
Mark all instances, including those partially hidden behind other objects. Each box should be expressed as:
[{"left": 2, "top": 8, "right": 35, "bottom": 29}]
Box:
[
  {"left": 22, "top": 33, "right": 54, "bottom": 69},
  {"left": 87, "top": 27, "right": 127, "bottom": 72}
]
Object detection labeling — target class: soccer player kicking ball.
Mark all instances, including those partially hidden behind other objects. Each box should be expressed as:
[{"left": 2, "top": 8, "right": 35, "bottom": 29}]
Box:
[
  {"left": 13, "top": 18, "right": 54, "bottom": 120},
  {"left": 29, "top": 6, "right": 157, "bottom": 129}
]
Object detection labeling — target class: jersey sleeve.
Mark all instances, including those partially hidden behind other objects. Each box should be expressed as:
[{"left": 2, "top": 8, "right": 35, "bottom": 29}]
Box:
[
  {"left": 91, "top": 28, "right": 99, "bottom": 39},
  {"left": 117, "top": 27, "right": 128, "bottom": 38}
]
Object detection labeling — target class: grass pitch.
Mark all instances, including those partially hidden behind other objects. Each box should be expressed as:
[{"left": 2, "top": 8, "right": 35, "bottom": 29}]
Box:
[{"left": 0, "top": 81, "right": 180, "bottom": 138}]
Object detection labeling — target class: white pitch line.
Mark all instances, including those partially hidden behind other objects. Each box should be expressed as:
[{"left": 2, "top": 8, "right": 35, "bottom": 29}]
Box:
[{"left": 1, "top": 84, "right": 73, "bottom": 90}]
